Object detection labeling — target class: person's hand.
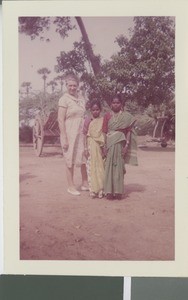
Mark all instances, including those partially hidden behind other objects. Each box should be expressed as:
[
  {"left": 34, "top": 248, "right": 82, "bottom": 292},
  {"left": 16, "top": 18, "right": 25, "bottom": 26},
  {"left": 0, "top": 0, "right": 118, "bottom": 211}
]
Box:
[
  {"left": 84, "top": 148, "right": 89, "bottom": 159},
  {"left": 63, "top": 142, "right": 69, "bottom": 152},
  {"left": 122, "top": 146, "right": 128, "bottom": 159},
  {"left": 102, "top": 145, "right": 108, "bottom": 158}
]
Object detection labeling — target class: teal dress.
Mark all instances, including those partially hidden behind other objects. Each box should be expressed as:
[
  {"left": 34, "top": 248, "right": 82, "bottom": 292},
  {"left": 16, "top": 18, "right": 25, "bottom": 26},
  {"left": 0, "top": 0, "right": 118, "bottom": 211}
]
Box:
[{"left": 103, "top": 110, "right": 138, "bottom": 196}]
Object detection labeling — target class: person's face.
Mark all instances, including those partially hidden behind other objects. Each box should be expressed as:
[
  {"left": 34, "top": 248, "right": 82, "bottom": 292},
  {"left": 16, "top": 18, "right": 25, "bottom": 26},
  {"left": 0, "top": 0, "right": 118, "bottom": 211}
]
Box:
[
  {"left": 111, "top": 98, "right": 122, "bottom": 112},
  {"left": 66, "top": 80, "right": 78, "bottom": 96},
  {"left": 91, "top": 104, "right": 101, "bottom": 118}
]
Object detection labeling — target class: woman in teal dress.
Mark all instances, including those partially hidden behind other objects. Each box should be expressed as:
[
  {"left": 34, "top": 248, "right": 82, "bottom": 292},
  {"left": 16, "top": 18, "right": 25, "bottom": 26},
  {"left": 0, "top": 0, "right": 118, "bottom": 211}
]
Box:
[{"left": 102, "top": 94, "right": 138, "bottom": 200}]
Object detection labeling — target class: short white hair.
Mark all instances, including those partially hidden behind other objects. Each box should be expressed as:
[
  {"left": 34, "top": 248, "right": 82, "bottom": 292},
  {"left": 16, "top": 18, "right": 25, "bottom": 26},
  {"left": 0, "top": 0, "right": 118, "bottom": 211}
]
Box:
[{"left": 65, "top": 73, "right": 79, "bottom": 85}]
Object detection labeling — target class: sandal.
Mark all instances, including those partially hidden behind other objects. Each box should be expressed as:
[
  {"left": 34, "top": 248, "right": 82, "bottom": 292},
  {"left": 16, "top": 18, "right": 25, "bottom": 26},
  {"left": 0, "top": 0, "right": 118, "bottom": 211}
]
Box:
[
  {"left": 67, "top": 188, "right": 80, "bottom": 196},
  {"left": 90, "top": 192, "right": 97, "bottom": 199},
  {"left": 98, "top": 190, "right": 104, "bottom": 199}
]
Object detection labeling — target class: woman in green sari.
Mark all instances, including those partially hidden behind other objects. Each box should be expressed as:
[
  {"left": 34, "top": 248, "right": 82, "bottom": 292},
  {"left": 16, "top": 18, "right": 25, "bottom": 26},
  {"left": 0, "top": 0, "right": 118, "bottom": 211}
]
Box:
[{"left": 102, "top": 94, "right": 138, "bottom": 200}]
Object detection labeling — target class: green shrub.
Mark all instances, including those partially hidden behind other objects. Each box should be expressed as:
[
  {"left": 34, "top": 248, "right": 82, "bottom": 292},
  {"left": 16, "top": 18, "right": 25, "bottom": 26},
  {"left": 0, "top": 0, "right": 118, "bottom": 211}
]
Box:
[{"left": 19, "top": 125, "right": 33, "bottom": 143}]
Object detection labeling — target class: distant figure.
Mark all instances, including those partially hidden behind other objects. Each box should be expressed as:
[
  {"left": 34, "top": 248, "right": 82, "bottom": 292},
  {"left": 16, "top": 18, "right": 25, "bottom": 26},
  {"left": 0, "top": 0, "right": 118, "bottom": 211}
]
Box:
[
  {"left": 102, "top": 94, "right": 138, "bottom": 200},
  {"left": 83, "top": 100, "right": 105, "bottom": 199},
  {"left": 58, "top": 74, "right": 88, "bottom": 196}
]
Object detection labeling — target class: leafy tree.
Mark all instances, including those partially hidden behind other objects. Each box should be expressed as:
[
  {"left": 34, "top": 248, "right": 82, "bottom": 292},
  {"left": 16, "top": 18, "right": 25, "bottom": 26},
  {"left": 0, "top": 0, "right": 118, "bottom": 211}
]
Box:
[
  {"left": 19, "top": 16, "right": 175, "bottom": 138},
  {"left": 19, "top": 91, "right": 60, "bottom": 126},
  {"left": 19, "top": 17, "right": 100, "bottom": 76},
  {"left": 55, "top": 17, "right": 175, "bottom": 109},
  {"left": 19, "top": 17, "right": 51, "bottom": 40},
  {"left": 114, "top": 17, "right": 175, "bottom": 107},
  {"left": 55, "top": 39, "right": 89, "bottom": 75},
  {"left": 19, "top": 125, "right": 33, "bottom": 143}
]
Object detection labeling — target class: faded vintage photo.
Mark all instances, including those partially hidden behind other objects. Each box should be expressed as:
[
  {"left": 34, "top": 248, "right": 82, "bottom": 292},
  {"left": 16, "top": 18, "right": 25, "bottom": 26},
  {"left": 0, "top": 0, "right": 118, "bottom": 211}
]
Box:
[{"left": 19, "top": 16, "right": 175, "bottom": 261}]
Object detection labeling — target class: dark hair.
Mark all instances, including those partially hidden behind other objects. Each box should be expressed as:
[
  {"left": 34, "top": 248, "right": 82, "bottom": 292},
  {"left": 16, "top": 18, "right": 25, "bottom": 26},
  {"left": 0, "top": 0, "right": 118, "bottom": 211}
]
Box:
[
  {"left": 89, "top": 100, "right": 102, "bottom": 110},
  {"left": 111, "top": 94, "right": 122, "bottom": 104}
]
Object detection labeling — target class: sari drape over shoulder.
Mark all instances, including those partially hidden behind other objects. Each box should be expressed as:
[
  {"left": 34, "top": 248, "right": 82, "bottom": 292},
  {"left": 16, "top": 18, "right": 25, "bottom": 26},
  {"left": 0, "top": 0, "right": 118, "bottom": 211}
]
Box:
[{"left": 103, "top": 110, "right": 138, "bottom": 195}]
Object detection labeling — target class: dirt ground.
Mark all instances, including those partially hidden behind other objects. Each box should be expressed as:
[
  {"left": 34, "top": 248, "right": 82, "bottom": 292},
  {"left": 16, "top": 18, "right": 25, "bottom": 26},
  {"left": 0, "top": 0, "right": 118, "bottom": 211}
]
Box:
[{"left": 20, "top": 137, "right": 175, "bottom": 260}]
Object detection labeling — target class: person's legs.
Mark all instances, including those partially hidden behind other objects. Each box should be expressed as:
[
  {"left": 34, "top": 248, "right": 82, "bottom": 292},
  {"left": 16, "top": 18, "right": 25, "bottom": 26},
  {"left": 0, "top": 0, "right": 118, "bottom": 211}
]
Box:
[
  {"left": 66, "top": 165, "right": 80, "bottom": 195},
  {"left": 81, "top": 164, "right": 88, "bottom": 189},
  {"left": 66, "top": 165, "right": 74, "bottom": 188}
]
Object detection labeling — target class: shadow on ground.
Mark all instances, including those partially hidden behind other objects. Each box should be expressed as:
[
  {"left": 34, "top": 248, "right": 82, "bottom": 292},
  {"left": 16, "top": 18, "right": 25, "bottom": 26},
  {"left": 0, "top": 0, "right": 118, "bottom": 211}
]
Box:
[
  {"left": 124, "top": 183, "right": 146, "bottom": 198},
  {"left": 139, "top": 146, "right": 175, "bottom": 152},
  {"left": 20, "top": 173, "right": 36, "bottom": 182},
  {"left": 40, "top": 152, "right": 63, "bottom": 158}
]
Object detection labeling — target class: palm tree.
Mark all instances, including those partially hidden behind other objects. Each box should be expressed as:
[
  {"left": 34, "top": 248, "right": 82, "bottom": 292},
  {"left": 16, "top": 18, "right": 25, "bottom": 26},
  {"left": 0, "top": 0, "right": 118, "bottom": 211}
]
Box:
[
  {"left": 21, "top": 81, "right": 32, "bottom": 98},
  {"left": 47, "top": 80, "right": 58, "bottom": 94},
  {"left": 54, "top": 75, "right": 64, "bottom": 93},
  {"left": 37, "top": 67, "right": 51, "bottom": 95}
]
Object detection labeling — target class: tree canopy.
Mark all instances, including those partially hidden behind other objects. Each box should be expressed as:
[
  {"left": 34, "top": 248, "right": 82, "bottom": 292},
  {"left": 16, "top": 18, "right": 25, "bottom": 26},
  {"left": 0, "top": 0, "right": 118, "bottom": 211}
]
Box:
[
  {"left": 115, "top": 17, "right": 175, "bottom": 107},
  {"left": 54, "top": 17, "right": 175, "bottom": 107},
  {"left": 19, "top": 16, "right": 175, "bottom": 120}
]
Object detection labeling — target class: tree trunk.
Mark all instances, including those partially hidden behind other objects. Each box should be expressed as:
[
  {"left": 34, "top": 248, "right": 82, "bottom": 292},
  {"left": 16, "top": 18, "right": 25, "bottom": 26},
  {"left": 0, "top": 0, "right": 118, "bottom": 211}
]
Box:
[
  {"left": 75, "top": 17, "right": 101, "bottom": 76},
  {"left": 44, "top": 78, "right": 46, "bottom": 95}
]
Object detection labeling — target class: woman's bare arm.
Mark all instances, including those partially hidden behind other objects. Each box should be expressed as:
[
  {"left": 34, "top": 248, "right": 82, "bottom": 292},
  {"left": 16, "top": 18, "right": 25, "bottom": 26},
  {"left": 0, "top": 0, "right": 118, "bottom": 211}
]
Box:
[{"left": 58, "top": 106, "right": 69, "bottom": 151}]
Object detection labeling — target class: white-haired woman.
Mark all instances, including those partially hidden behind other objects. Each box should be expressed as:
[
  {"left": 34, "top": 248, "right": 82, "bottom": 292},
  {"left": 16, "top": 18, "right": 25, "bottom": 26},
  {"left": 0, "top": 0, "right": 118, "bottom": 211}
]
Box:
[{"left": 58, "top": 74, "right": 88, "bottom": 196}]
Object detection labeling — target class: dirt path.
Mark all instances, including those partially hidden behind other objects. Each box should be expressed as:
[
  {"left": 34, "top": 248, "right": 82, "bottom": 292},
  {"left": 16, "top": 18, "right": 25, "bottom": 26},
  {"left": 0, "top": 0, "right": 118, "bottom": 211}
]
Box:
[{"left": 20, "top": 139, "right": 175, "bottom": 260}]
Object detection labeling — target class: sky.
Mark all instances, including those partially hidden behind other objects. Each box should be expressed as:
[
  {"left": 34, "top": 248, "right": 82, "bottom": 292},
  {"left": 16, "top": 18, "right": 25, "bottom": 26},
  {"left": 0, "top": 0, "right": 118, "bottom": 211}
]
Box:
[{"left": 19, "top": 17, "right": 134, "bottom": 93}]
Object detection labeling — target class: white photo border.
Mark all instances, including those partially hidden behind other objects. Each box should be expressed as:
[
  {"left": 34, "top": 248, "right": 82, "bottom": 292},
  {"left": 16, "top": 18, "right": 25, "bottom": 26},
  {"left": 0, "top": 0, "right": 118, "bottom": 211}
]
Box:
[{"left": 3, "top": 0, "right": 188, "bottom": 276}]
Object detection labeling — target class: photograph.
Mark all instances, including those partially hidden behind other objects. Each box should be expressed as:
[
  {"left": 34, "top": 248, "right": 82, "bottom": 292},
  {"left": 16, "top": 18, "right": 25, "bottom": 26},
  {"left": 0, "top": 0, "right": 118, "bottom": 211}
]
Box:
[
  {"left": 3, "top": 0, "right": 188, "bottom": 276},
  {"left": 19, "top": 16, "right": 175, "bottom": 261}
]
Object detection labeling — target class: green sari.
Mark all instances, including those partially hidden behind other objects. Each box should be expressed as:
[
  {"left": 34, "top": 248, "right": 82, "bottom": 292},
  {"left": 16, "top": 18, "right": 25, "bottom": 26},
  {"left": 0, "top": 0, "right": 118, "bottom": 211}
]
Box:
[{"left": 104, "top": 110, "right": 138, "bottom": 195}]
